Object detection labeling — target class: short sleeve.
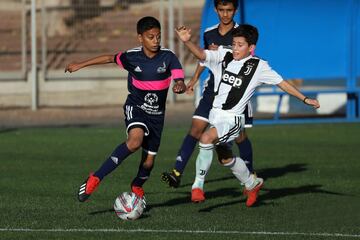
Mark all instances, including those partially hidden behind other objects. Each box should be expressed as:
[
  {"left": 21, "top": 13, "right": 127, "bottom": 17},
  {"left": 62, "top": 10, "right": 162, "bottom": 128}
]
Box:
[
  {"left": 258, "top": 61, "right": 283, "bottom": 85},
  {"left": 114, "top": 51, "right": 131, "bottom": 71},
  {"left": 168, "top": 53, "right": 184, "bottom": 81}
]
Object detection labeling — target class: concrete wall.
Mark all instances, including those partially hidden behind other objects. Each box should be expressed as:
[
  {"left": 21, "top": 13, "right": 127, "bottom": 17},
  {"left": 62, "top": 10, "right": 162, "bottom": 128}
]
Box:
[{"left": 0, "top": 65, "right": 196, "bottom": 108}]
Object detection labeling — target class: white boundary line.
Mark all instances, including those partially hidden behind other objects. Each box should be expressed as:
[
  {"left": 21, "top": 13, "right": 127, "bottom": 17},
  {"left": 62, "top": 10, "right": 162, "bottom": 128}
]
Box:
[{"left": 0, "top": 228, "right": 359, "bottom": 238}]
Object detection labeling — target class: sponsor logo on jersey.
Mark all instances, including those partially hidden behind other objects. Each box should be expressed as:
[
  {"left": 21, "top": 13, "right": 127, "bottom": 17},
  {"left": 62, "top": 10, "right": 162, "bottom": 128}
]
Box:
[
  {"left": 134, "top": 66, "right": 142, "bottom": 72},
  {"left": 244, "top": 65, "right": 253, "bottom": 75},
  {"left": 157, "top": 62, "right": 166, "bottom": 73},
  {"left": 221, "top": 71, "right": 243, "bottom": 88},
  {"left": 144, "top": 93, "right": 158, "bottom": 105}
]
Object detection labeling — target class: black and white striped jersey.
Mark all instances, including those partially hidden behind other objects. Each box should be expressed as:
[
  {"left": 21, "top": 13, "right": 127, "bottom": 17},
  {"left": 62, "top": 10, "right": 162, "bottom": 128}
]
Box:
[{"left": 201, "top": 46, "right": 284, "bottom": 115}]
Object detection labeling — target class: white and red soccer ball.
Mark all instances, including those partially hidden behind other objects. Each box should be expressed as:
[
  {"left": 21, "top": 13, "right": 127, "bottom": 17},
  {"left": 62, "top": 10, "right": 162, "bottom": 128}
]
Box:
[{"left": 114, "top": 192, "right": 146, "bottom": 220}]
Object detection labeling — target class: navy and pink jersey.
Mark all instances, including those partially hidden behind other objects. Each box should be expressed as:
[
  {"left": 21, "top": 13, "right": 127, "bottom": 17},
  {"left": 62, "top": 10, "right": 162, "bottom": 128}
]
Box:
[
  {"left": 203, "top": 22, "right": 238, "bottom": 49},
  {"left": 115, "top": 47, "right": 184, "bottom": 116}
]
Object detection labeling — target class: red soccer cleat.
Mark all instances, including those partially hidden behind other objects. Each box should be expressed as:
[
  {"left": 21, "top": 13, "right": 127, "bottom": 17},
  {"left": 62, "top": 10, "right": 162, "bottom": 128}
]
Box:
[
  {"left": 191, "top": 188, "right": 205, "bottom": 203},
  {"left": 245, "top": 177, "right": 264, "bottom": 207},
  {"left": 131, "top": 185, "right": 145, "bottom": 198},
  {"left": 78, "top": 173, "right": 100, "bottom": 202}
]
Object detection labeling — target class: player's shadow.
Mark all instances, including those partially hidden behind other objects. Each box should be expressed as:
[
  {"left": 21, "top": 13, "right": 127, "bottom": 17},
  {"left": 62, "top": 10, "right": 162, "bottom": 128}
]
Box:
[
  {"left": 89, "top": 208, "right": 114, "bottom": 215},
  {"left": 89, "top": 164, "right": 339, "bottom": 214},
  {"left": 88, "top": 208, "right": 151, "bottom": 219},
  {"left": 198, "top": 184, "right": 348, "bottom": 212},
  {"left": 145, "top": 191, "right": 194, "bottom": 212},
  {"left": 256, "top": 163, "right": 308, "bottom": 180},
  {"left": 0, "top": 128, "right": 18, "bottom": 134},
  {"left": 146, "top": 187, "right": 243, "bottom": 212},
  {"left": 87, "top": 191, "right": 192, "bottom": 215},
  {"left": 179, "top": 163, "right": 308, "bottom": 188},
  {"left": 145, "top": 163, "right": 310, "bottom": 211},
  {"left": 179, "top": 175, "right": 234, "bottom": 189}
]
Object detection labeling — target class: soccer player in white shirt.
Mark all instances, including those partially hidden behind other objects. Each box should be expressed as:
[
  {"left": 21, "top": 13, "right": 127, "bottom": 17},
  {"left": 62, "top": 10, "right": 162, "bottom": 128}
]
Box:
[{"left": 175, "top": 24, "right": 320, "bottom": 207}]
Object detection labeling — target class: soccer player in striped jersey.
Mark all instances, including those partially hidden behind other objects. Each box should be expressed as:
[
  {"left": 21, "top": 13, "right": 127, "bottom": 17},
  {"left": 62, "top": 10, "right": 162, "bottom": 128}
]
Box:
[
  {"left": 175, "top": 23, "right": 320, "bottom": 206},
  {"left": 65, "top": 16, "right": 186, "bottom": 202},
  {"left": 162, "top": 0, "right": 255, "bottom": 202}
]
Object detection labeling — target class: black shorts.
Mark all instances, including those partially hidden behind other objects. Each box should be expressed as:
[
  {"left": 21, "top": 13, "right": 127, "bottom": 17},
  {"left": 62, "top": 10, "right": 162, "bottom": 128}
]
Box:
[
  {"left": 123, "top": 104, "right": 164, "bottom": 155},
  {"left": 193, "top": 76, "right": 253, "bottom": 127},
  {"left": 215, "top": 142, "right": 233, "bottom": 162}
]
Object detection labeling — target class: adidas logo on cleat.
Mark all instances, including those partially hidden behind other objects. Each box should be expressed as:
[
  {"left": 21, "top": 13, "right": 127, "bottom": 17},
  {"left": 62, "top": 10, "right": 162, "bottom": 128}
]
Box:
[{"left": 78, "top": 174, "right": 100, "bottom": 202}]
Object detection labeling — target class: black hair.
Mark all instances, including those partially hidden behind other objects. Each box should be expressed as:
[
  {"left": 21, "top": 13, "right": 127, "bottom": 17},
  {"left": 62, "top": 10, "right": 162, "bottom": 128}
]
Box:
[
  {"left": 214, "top": 0, "right": 238, "bottom": 9},
  {"left": 136, "top": 16, "right": 161, "bottom": 34},
  {"left": 232, "top": 24, "right": 258, "bottom": 45}
]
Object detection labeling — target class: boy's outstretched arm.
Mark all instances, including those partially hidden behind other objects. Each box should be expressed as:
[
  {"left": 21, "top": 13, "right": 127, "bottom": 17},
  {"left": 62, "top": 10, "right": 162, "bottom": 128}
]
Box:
[
  {"left": 186, "top": 64, "right": 205, "bottom": 93},
  {"left": 186, "top": 43, "right": 218, "bottom": 93},
  {"left": 175, "top": 26, "right": 206, "bottom": 61},
  {"left": 65, "top": 55, "right": 114, "bottom": 73},
  {"left": 277, "top": 81, "right": 320, "bottom": 108}
]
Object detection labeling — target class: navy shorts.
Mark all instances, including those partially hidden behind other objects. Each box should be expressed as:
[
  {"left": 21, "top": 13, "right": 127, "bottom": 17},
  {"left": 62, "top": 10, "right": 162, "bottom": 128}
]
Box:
[
  {"left": 193, "top": 75, "right": 253, "bottom": 128},
  {"left": 193, "top": 75, "right": 214, "bottom": 122},
  {"left": 123, "top": 104, "right": 165, "bottom": 155}
]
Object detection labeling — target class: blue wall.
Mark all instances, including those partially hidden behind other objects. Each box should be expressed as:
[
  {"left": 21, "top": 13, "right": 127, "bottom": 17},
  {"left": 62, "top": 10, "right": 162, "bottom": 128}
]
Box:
[{"left": 201, "top": 0, "right": 359, "bottom": 80}]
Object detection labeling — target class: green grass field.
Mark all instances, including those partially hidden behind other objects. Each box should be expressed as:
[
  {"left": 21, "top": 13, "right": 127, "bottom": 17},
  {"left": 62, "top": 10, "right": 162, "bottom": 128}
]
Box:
[{"left": 0, "top": 123, "right": 359, "bottom": 240}]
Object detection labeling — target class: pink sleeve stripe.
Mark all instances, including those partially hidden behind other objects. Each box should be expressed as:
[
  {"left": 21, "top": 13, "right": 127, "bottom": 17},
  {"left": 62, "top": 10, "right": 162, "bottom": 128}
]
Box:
[
  {"left": 171, "top": 69, "right": 184, "bottom": 80},
  {"left": 116, "top": 52, "right": 124, "bottom": 68},
  {"left": 132, "top": 77, "right": 171, "bottom": 91}
]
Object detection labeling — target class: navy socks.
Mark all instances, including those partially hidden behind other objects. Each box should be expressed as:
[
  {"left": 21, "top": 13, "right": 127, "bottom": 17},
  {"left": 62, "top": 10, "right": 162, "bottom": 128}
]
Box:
[
  {"left": 131, "top": 164, "right": 153, "bottom": 187},
  {"left": 237, "top": 137, "right": 253, "bottom": 172},
  {"left": 131, "top": 150, "right": 154, "bottom": 187},
  {"left": 174, "top": 134, "right": 198, "bottom": 173},
  {"left": 94, "top": 142, "right": 132, "bottom": 180}
]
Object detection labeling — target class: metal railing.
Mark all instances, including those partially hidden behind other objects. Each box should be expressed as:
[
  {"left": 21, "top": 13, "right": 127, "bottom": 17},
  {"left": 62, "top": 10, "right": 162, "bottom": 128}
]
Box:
[{"left": 0, "top": 0, "right": 201, "bottom": 110}]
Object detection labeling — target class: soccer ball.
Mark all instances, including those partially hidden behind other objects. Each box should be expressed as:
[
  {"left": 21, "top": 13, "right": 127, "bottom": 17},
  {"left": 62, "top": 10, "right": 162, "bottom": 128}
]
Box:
[{"left": 114, "top": 192, "right": 146, "bottom": 220}]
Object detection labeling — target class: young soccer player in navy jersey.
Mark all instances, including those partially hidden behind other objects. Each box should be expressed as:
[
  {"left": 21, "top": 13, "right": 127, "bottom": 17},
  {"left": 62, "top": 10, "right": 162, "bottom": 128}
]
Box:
[
  {"left": 162, "top": 0, "right": 254, "bottom": 203},
  {"left": 175, "top": 23, "right": 320, "bottom": 206},
  {"left": 65, "top": 16, "right": 186, "bottom": 202}
]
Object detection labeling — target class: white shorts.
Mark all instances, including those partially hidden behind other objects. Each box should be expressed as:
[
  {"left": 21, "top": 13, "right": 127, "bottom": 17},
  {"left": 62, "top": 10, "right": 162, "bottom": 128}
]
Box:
[{"left": 209, "top": 108, "right": 245, "bottom": 145}]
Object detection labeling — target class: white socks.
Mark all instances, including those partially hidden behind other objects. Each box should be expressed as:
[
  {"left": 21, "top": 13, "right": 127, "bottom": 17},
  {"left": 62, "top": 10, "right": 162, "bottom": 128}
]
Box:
[
  {"left": 191, "top": 147, "right": 256, "bottom": 191},
  {"left": 225, "top": 157, "right": 255, "bottom": 189},
  {"left": 192, "top": 143, "right": 213, "bottom": 190}
]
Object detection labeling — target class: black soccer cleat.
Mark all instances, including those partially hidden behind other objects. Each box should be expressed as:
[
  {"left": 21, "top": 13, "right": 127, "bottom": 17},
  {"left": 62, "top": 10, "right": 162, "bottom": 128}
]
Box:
[{"left": 161, "top": 169, "right": 181, "bottom": 188}]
